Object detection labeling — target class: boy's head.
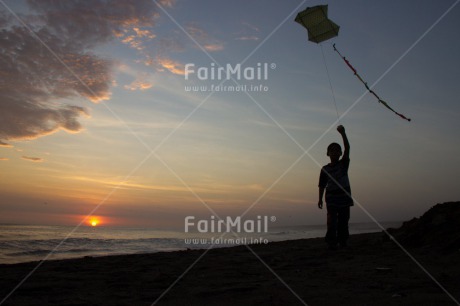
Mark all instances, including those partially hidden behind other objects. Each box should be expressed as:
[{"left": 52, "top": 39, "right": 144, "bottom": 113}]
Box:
[{"left": 327, "top": 142, "right": 342, "bottom": 160}]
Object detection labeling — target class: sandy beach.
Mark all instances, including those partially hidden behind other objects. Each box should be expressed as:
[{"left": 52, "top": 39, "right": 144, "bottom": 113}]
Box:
[{"left": 1, "top": 202, "right": 459, "bottom": 305}]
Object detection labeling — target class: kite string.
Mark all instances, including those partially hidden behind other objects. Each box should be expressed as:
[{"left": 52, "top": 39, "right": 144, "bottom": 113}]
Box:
[{"left": 320, "top": 43, "right": 340, "bottom": 122}]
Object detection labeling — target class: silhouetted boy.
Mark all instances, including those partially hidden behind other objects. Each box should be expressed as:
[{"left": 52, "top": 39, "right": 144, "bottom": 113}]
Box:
[{"left": 318, "top": 125, "right": 353, "bottom": 249}]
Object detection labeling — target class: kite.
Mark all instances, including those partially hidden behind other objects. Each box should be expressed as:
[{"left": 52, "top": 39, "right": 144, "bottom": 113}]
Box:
[
  {"left": 294, "top": 5, "right": 339, "bottom": 44},
  {"left": 295, "top": 5, "right": 411, "bottom": 122}
]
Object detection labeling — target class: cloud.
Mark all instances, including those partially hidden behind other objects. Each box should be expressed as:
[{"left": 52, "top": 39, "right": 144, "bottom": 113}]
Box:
[
  {"left": 203, "top": 43, "right": 225, "bottom": 52},
  {"left": 0, "top": 0, "right": 159, "bottom": 144},
  {"left": 157, "top": 0, "right": 175, "bottom": 8},
  {"left": 21, "top": 156, "right": 44, "bottom": 162},
  {"left": 235, "top": 21, "right": 260, "bottom": 41},
  {"left": 241, "top": 22, "right": 260, "bottom": 32},
  {"left": 157, "top": 37, "right": 186, "bottom": 53},
  {"left": 0, "top": 140, "right": 12, "bottom": 147},
  {"left": 186, "top": 23, "right": 224, "bottom": 52},
  {"left": 133, "top": 27, "right": 156, "bottom": 39},
  {"left": 119, "top": 19, "right": 222, "bottom": 78},
  {"left": 117, "top": 65, "right": 154, "bottom": 90},
  {"left": 0, "top": 24, "right": 104, "bottom": 142},
  {"left": 121, "top": 34, "right": 145, "bottom": 50},
  {"left": 27, "top": 0, "right": 158, "bottom": 45},
  {"left": 235, "top": 36, "right": 259, "bottom": 41},
  {"left": 119, "top": 27, "right": 156, "bottom": 51},
  {"left": 156, "top": 58, "right": 185, "bottom": 75},
  {"left": 124, "top": 79, "right": 154, "bottom": 91},
  {"left": 0, "top": 158, "right": 8, "bottom": 161}
]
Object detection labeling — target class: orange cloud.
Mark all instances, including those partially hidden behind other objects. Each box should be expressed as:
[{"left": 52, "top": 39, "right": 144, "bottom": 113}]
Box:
[
  {"left": 204, "top": 43, "right": 225, "bottom": 52},
  {"left": 124, "top": 79, "right": 154, "bottom": 91},
  {"left": 133, "top": 28, "right": 156, "bottom": 39},
  {"left": 120, "top": 27, "right": 156, "bottom": 51},
  {"left": 0, "top": 158, "right": 8, "bottom": 161},
  {"left": 157, "top": 58, "right": 185, "bottom": 75},
  {"left": 122, "top": 35, "right": 135, "bottom": 43}
]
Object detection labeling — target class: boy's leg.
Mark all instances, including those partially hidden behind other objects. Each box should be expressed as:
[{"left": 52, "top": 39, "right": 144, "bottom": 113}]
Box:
[
  {"left": 337, "top": 206, "right": 350, "bottom": 247},
  {"left": 326, "top": 206, "right": 338, "bottom": 248}
]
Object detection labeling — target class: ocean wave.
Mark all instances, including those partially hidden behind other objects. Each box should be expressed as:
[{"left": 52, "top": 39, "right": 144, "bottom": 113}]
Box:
[
  {"left": 7, "top": 247, "right": 98, "bottom": 257},
  {"left": 0, "top": 237, "right": 186, "bottom": 261},
  {"left": 270, "top": 231, "right": 289, "bottom": 236}
]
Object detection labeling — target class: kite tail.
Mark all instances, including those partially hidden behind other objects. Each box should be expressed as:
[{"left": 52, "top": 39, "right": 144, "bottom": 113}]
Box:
[
  {"left": 332, "top": 44, "right": 411, "bottom": 122},
  {"left": 379, "top": 99, "right": 411, "bottom": 121}
]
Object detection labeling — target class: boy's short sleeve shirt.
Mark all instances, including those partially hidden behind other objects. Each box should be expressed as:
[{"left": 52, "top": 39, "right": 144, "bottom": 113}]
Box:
[{"left": 319, "top": 157, "right": 353, "bottom": 207}]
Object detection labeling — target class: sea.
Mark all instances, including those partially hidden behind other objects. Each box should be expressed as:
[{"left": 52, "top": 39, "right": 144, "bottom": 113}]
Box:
[{"left": 0, "top": 222, "right": 402, "bottom": 264}]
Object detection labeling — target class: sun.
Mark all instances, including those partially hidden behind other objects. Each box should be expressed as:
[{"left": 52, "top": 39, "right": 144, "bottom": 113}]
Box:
[{"left": 89, "top": 218, "right": 99, "bottom": 227}]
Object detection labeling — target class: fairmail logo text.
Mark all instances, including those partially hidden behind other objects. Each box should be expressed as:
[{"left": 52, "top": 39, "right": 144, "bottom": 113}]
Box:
[{"left": 184, "top": 63, "right": 276, "bottom": 81}]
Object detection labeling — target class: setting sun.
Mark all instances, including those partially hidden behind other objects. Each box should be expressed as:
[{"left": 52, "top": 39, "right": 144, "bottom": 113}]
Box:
[{"left": 89, "top": 218, "right": 100, "bottom": 227}]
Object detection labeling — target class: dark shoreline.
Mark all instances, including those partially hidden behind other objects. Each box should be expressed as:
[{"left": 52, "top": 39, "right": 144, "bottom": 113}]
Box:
[
  {"left": 1, "top": 231, "right": 458, "bottom": 305},
  {"left": 0, "top": 221, "right": 404, "bottom": 266}
]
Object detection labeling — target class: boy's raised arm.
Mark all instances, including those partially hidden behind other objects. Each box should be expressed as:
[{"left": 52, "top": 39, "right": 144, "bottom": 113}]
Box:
[{"left": 337, "top": 125, "right": 350, "bottom": 159}]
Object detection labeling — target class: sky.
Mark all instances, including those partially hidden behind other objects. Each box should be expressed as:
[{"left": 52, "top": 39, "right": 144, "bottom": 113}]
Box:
[{"left": 1, "top": 0, "right": 459, "bottom": 228}]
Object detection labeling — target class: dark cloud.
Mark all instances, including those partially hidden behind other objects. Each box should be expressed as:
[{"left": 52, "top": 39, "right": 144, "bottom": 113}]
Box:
[
  {"left": 0, "top": 0, "right": 159, "bottom": 145},
  {"left": 0, "top": 140, "right": 12, "bottom": 147},
  {"left": 21, "top": 156, "right": 44, "bottom": 162}
]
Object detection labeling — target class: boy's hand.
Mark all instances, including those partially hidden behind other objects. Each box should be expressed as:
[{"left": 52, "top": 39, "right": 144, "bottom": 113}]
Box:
[
  {"left": 318, "top": 200, "right": 323, "bottom": 209},
  {"left": 337, "top": 125, "right": 345, "bottom": 134}
]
